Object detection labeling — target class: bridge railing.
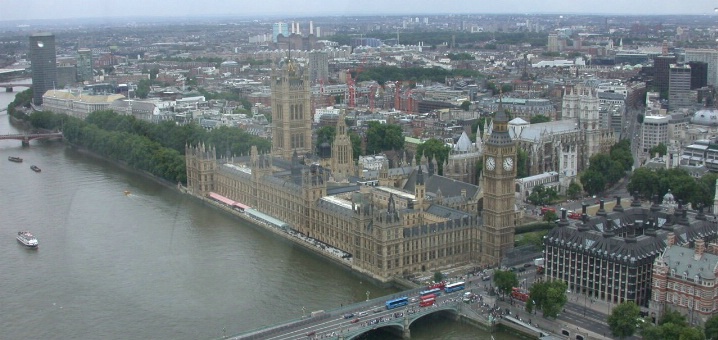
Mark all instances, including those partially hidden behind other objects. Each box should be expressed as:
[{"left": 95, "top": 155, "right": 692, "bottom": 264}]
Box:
[{"left": 232, "top": 313, "right": 331, "bottom": 340}]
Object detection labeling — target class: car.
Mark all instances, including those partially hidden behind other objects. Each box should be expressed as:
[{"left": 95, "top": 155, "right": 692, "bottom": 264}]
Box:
[
  {"left": 343, "top": 313, "right": 355, "bottom": 319},
  {"left": 410, "top": 297, "right": 419, "bottom": 303},
  {"left": 357, "top": 311, "right": 368, "bottom": 317},
  {"left": 481, "top": 275, "right": 491, "bottom": 281},
  {"left": 523, "top": 263, "right": 532, "bottom": 268},
  {"left": 350, "top": 318, "right": 360, "bottom": 324},
  {"left": 307, "top": 331, "right": 316, "bottom": 336},
  {"left": 373, "top": 308, "right": 382, "bottom": 313}
]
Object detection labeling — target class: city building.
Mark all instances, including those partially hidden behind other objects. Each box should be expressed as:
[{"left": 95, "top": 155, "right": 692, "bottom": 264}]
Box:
[
  {"left": 307, "top": 51, "right": 329, "bottom": 84},
  {"left": 685, "top": 49, "right": 718, "bottom": 87},
  {"left": 29, "top": 32, "right": 57, "bottom": 106},
  {"left": 272, "top": 22, "right": 289, "bottom": 43},
  {"left": 688, "top": 61, "right": 708, "bottom": 90},
  {"left": 651, "top": 240, "right": 718, "bottom": 325},
  {"left": 668, "top": 64, "right": 694, "bottom": 111},
  {"left": 545, "top": 196, "right": 718, "bottom": 309},
  {"left": 42, "top": 89, "right": 125, "bottom": 119},
  {"left": 642, "top": 115, "right": 670, "bottom": 154},
  {"left": 654, "top": 54, "right": 677, "bottom": 99},
  {"left": 76, "top": 48, "right": 93, "bottom": 83}
]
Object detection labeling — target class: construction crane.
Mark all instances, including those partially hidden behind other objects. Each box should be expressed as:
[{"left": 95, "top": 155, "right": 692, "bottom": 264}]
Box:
[{"left": 346, "top": 70, "right": 356, "bottom": 108}]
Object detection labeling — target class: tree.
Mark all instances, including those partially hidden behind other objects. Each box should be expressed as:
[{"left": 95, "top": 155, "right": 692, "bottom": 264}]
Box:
[
  {"left": 366, "top": 122, "right": 404, "bottom": 155},
  {"left": 493, "top": 270, "right": 519, "bottom": 297},
  {"left": 135, "top": 79, "right": 151, "bottom": 99},
  {"left": 526, "top": 280, "right": 567, "bottom": 318},
  {"left": 433, "top": 271, "right": 444, "bottom": 283},
  {"left": 530, "top": 115, "right": 550, "bottom": 124},
  {"left": 349, "top": 131, "right": 362, "bottom": 161},
  {"left": 543, "top": 210, "right": 558, "bottom": 222},
  {"left": 316, "top": 126, "right": 336, "bottom": 146},
  {"left": 460, "top": 100, "right": 471, "bottom": 111},
  {"left": 580, "top": 169, "right": 606, "bottom": 196},
  {"left": 608, "top": 301, "right": 640, "bottom": 339},
  {"left": 415, "top": 138, "right": 451, "bottom": 176},
  {"left": 517, "top": 149, "right": 529, "bottom": 178},
  {"left": 567, "top": 181, "right": 582, "bottom": 199},
  {"left": 704, "top": 315, "right": 718, "bottom": 340},
  {"left": 527, "top": 184, "right": 558, "bottom": 206},
  {"left": 650, "top": 143, "right": 668, "bottom": 157},
  {"left": 637, "top": 114, "right": 644, "bottom": 124}
]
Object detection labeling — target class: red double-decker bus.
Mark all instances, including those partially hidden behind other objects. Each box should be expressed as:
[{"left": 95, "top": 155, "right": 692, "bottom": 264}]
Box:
[
  {"left": 419, "top": 294, "right": 436, "bottom": 307},
  {"left": 427, "top": 281, "right": 446, "bottom": 290}
]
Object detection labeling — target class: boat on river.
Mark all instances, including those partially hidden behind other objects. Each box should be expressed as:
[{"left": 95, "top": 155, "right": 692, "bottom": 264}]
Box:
[
  {"left": 16, "top": 231, "right": 38, "bottom": 248},
  {"left": 30, "top": 165, "right": 41, "bottom": 172},
  {"left": 8, "top": 156, "right": 22, "bottom": 162}
]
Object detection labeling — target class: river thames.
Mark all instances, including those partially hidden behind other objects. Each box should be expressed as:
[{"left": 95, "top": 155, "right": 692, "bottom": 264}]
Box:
[{"left": 0, "top": 84, "right": 519, "bottom": 339}]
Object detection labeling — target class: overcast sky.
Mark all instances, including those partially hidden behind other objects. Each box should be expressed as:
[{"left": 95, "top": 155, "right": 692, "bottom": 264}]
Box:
[{"left": 2, "top": 0, "right": 718, "bottom": 22}]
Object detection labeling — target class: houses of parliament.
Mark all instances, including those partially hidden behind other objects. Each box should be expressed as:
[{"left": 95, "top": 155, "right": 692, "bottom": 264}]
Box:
[{"left": 185, "top": 59, "right": 517, "bottom": 282}]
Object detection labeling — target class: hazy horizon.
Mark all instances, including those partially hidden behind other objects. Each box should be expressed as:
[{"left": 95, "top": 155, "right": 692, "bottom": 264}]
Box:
[{"left": 2, "top": 0, "right": 718, "bottom": 22}]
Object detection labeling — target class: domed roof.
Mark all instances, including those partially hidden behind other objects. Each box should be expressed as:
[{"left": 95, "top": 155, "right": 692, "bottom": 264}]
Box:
[{"left": 691, "top": 108, "right": 718, "bottom": 126}]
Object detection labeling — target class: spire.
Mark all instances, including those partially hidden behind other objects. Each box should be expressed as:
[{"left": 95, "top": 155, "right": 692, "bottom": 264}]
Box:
[
  {"left": 494, "top": 89, "right": 508, "bottom": 123},
  {"left": 416, "top": 164, "right": 424, "bottom": 185}
]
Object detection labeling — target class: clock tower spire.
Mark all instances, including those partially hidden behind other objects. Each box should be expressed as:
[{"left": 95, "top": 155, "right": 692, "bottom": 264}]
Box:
[{"left": 481, "top": 91, "right": 517, "bottom": 266}]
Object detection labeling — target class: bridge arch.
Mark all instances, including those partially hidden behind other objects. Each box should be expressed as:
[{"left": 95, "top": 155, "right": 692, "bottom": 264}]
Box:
[{"left": 406, "top": 307, "right": 460, "bottom": 328}]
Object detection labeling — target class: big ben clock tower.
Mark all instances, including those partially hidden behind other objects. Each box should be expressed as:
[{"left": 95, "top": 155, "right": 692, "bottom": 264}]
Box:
[{"left": 482, "top": 97, "right": 516, "bottom": 265}]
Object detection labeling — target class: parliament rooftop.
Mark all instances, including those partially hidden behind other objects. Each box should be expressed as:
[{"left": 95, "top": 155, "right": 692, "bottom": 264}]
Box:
[{"left": 544, "top": 194, "right": 718, "bottom": 307}]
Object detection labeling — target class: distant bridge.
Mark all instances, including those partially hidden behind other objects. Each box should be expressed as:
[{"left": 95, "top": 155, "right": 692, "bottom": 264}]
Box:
[
  {"left": 0, "top": 132, "right": 63, "bottom": 146},
  {"left": 0, "top": 83, "right": 32, "bottom": 92}
]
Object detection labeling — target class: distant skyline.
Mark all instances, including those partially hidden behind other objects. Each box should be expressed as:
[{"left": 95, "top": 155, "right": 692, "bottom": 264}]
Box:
[{"left": 3, "top": 0, "right": 718, "bottom": 22}]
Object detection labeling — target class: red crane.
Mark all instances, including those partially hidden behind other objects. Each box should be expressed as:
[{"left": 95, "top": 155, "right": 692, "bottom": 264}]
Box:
[{"left": 346, "top": 70, "right": 355, "bottom": 108}]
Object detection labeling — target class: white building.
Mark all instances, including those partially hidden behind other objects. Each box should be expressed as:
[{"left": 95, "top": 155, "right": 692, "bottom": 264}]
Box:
[
  {"left": 42, "top": 89, "right": 125, "bottom": 119},
  {"left": 642, "top": 115, "right": 670, "bottom": 153}
]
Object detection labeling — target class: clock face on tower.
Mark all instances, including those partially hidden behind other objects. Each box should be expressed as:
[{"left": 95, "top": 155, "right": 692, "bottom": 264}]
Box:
[
  {"left": 486, "top": 157, "right": 496, "bottom": 171},
  {"left": 503, "top": 157, "right": 514, "bottom": 171}
]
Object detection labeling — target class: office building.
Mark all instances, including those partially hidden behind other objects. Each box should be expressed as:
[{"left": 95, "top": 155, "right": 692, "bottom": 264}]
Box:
[
  {"left": 668, "top": 64, "right": 693, "bottom": 111},
  {"left": 685, "top": 49, "right": 718, "bottom": 87},
  {"left": 29, "top": 32, "right": 57, "bottom": 106},
  {"left": 545, "top": 196, "right": 718, "bottom": 308},
  {"left": 77, "top": 48, "right": 93, "bottom": 83},
  {"left": 654, "top": 55, "right": 677, "bottom": 99},
  {"left": 272, "top": 22, "right": 289, "bottom": 43},
  {"left": 307, "top": 51, "right": 329, "bottom": 84},
  {"left": 642, "top": 115, "right": 670, "bottom": 153},
  {"left": 688, "top": 61, "right": 708, "bottom": 90}
]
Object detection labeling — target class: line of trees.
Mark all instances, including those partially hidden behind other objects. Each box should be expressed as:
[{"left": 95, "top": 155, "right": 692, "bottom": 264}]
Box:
[
  {"left": 609, "top": 302, "right": 711, "bottom": 340},
  {"left": 628, "top": 167, "right": 717, "bottom": 207}
]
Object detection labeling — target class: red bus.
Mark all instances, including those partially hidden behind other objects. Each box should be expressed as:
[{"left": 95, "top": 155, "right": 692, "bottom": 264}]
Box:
[
  {"left": 511, "top": 287, "right": 529, "bottom": 302},
  {"left": 427, "top": 281, "right": 446, "bottom": 290},
  {"left": 540, "top": 207, "right": 556, "bottom": 215},
  {"left": 419, "top": 294, "right": 436, "bottom": 307}
]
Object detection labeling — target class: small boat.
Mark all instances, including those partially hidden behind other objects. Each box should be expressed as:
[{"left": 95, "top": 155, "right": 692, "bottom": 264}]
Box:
[
  {"left": 16, "top": 231, "right": 38, "bottom": 248},
  {"left": 8, "top": 156, "right": 23, "bottom": 163},
  {"left": 124, "top": 190, "right": 131, "bottom": 196},
  {"left": 30, "top": 165, "right": 41, "bottom": 172}
]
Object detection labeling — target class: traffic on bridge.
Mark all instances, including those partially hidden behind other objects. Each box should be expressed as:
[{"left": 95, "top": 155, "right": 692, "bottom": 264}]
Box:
[{"left": 234, "top": 280, "right": 480, "bottom": 340}]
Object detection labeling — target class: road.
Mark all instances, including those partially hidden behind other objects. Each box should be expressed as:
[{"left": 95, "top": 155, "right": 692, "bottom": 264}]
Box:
[{"left": 247, "top": 283, "right": 479, "bottom": 340}]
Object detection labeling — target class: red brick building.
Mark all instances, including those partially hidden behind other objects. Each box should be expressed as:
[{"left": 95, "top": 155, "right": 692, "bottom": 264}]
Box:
[{"left": 651, "top": 239, "right": 718, "bottom": 325}]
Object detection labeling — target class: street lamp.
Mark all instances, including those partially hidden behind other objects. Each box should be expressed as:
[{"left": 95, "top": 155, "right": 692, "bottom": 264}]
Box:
[
  {"left": 302, "top": 306, "right": 306, "bottom": 319},
  {"left": 366, "top": 290, "right": 370, "bottom": 301}
]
